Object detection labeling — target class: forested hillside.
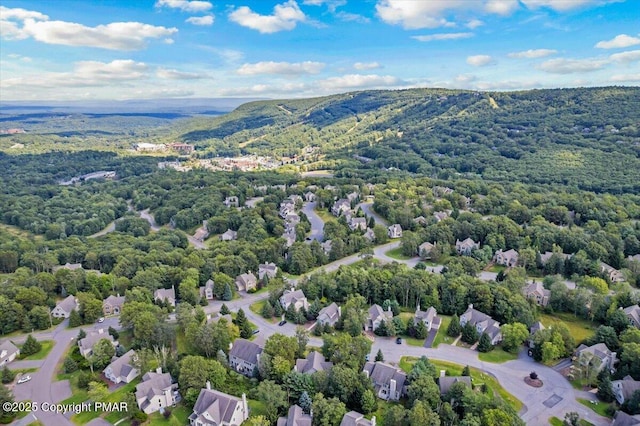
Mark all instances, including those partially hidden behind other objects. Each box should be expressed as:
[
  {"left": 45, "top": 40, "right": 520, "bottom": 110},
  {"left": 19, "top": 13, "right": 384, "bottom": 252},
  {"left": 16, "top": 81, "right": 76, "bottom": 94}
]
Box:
[{"left": 178, "top": 87, "right": 640, "bottom": 194}]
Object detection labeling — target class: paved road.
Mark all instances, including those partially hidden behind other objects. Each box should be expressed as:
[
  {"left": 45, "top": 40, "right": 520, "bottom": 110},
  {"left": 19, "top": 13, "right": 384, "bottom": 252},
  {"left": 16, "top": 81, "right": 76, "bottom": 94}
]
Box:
[
  {"left": 356, "top": 202, "right": 388, "bottom": 227},
  {"left": 301, "top": 201, "right": 324, "bottom": 242}
]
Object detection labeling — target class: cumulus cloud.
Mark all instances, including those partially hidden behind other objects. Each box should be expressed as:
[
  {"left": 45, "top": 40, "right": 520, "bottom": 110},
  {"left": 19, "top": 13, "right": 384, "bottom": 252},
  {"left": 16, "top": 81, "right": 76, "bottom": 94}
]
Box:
[
  {"left": 609, "top": 50, "right": 640, "bottom": 63},
  {"left": 538, "top": 58, "right": 608, "bottom": 73},
  {"left": 595, "top": 34, "right": 640, "bottom": 49},
  {"left": 186, "top": 15, "right": 214, "bottom": 26},
  {"left": 156, "top": 68, "right": 205, "bottom": 79},
  {"left": 484, "top": 0, "right": 519, "bottom": 15},
  {"left": 354, "top": 62, "right": 382, "bottom": 70},
  {"left": 229, "top": 0, "right": 307, "bottom": 34},
  {"left": 317, "top": 74, "right": 402, "bottom": 90},
  {"left": 467, "top": 55, "right": 493, "bottom": 66},
  {"left": 237, "top": 61, "right": 325, "bottom": 75},
  {"left": 610, "top": 73, "right": 640, "bottom": 82},
  {"left": 155, "top": 0, "right": 212, "bottom": 13},
  {"left": 0, "top": 6, "right": 177, "bottom": 50},
  {"left": 507, "top": 49, "right": 558, "bottom": 58},
  {"left": 412, "top": 32, "right": 474, "bottom": 42}
]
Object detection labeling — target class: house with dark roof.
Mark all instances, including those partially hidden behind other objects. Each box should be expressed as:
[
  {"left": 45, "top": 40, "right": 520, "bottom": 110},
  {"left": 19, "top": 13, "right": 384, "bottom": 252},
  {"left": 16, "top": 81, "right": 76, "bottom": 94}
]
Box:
[
  {"left": 280, "top": 289, "right": 309, "bottom": 312},
  {"left": 235, "top": 272, "right": 257, "bottom": 292},
  {"left": 258, "top": 263, "right": 278, "bottom": 280},
  {"left": 623, "top": 305, "right": 640, "bottom": 328},
  {"left": 277, "top": 405, "right": 312, "bottom": 426},
  {"left": 229, "top": 339, "right": 263, "bottom": 377},
  {"left": 460, "top": 304, "right": 502, "bottom": 345},
  {"left": 438, "top": 375, "right": 472, "bottom": 396},
  {"left": 612, "top": 375, "right": 640, "bottom": 405},
  {"left": 220, "top": 229, "right": 237, "bottom": 241},
  {"left": 365, "top": 305, "right": 393, "bottom": 332},
  {"left": 317, "top": 303, "right": 341, "bottom": 327},
  {"left": 494, "top": 249, "right": 519, "bottom": 267},
  {"left": 51, "top": 295, "right": 78, "bottom": 318},
  {"left": 523, "top": 281, "right": 551, "bottom": 307},
  {"left": 456, "top": 238, "right": 479, "bottom": 255},
  {"left": 413, "top": 305, "right": 438, "bottom": 332},
  {"left": 189, "top": 382, "right": 248, "bottom": 426},
  {"left": 135, "top": 368, "right": 178, "bottom": 414},
  {"left": 348, "top": 217, "right": 368, "bottom": 231},
  {"left": 340, "top": 411, "right": 376, "bottom": 426},
  {"left": 362, "top": 362, "right": 407, "bottom": 401},
  {"left": 294, "top": 351, "right": 333, "bottom": 374},
  {"left": 104, "top": 349, "right": 139, "bottom": 384},
  {"left": 102, "top": 295, "right": 125, "bottom": 316},
  {"left": 612, "top": 411, "right": 640, "bottom": 426},
  {"left": 0, "top": 341, "right": 20, "bottom": 366},
  {"left": 78, "top": 329, "right": 118, "bottom": 358},
  {"left": 332, "top": 199, "right": 351, "bottom": 216},
  {"left": 575, "top": 343, "right": 617, "bottom": 373},
  {"left": 363, "top": 228, "right": 375, "bottom": 242},
  {"left": 154, "top": 286, "right": 176, "bottom": 307}
]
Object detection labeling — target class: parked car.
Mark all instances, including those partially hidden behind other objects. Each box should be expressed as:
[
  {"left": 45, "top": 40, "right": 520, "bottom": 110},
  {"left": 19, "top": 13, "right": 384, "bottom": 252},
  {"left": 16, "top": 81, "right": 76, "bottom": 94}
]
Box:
[
  {"left": 252, "top": 329, "right": 260, "bottom": 335},
  {"left": 97, "top": 317, "right": 105, "bottom": 323},
  {"left": 17, "top": 376, "right": 31, "bottom": 384},
  {"left": 278, "top": 320, "right": 287, "bottom": 326},
  {"left": 396, "top": 337, "right": 402, "bottom": 344}
]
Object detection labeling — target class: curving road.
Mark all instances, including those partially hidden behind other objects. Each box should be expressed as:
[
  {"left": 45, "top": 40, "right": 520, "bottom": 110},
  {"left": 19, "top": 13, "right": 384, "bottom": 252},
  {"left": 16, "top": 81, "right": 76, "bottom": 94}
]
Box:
[
  {"left": 301, "top": 201, "right": 324, "bottom": 242},
  {"left": 356, "top": 202, "right": 388, "bottom": 227}
]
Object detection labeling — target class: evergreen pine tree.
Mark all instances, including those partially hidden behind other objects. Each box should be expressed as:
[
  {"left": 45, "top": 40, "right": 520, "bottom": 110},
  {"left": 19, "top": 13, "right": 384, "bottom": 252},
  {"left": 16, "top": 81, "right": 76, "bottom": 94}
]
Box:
[
  {"left": 262, "top": 300, "right": 275, "bottom": 318},
  {"left": 375, "top": 349, "right": 384, "bottom": 362},
  {"left": 477, "top": 333, "right": 493, "bottom": 352},
  {"left": 374, "top": 320, "right": 389, "bottom": 337},
  {"left": 69, "top": 309, "right": 82, "bottom": 327},
  {"left": 77, "top": 328, "right": 86, "bottom": 340},
  {"left": 597, "top": 372, "right": 615, "bottom": 402},
  {"left": 447, "top": 314, "right": 461, "bottom": 337},
  {"left": 299, "top": 391, "right": 312, "bottom": 414},
  {"left": 462, "top": 365, "right": 471, "bottom": 376},
  {"left": 414, "top": 320, "right": 428, "bottom": 339},
  {"left": 63, "top": 357, "right": 78, "bottom": 374},
  {"left": 21, "top": 335, "right": 42, "bottom": 356},
  {"left": 285, "top": 303, "right": 297, "bottom": 321},
  {"left": 108, "top": 326, "right": 119, "bottom": 340},
  {"left": 220, "top": 304, "right": 231, "bottom": 315},
  {"left": 222, "top": 283, "right": 233, "bottom": 301},
  {"left": 461, "top": 322, "right": 479, "bottom": 344},
  {"left": 1, "top": 366, "right": 15, "bottom": 384}
]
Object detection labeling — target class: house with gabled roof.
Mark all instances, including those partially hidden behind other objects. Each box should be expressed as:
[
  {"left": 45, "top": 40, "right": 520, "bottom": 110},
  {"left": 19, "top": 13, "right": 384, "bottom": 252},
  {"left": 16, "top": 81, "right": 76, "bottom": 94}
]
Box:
[
  {"left": 439, "top": 374, "right": 472, "bottom": 396},
  {"left": 135, "top": 368, "right": 178, "bottom": 414},
  {"left": 413, "top": 216, "right": 427, "bottom": 226},
  {"left": 104, "top": 349, "right": 139, "bottom": 384},
  {"left": 433, "top": 211, "right": 450, "bottom": 222},
  {"left": 419, "top": 242, "right": 435, "bottom": 259},
  {"left": 317, "top": 303, "right": 341, "bottom": 327},
  {"left": 523, "top": 281, "right": 551, "bottom": 307},
  {"left": 414, "top": 305, "right": 438, "bottom": 332},
  {"left": 600, "top": 262, "right": 625, "bottom": 283},
  {"left": 612, "top": 411, "right": 640, "bottom": 426},
  {"left": 387, "top": 224, "right": 402, "bottom": 239},
  {"left": 154, "top": 286, "right": 176, "bottom": 307},
  {"left": 623, "top": 305, "right": 640, "bottom": 328},
  {"left": 277, "top": 405, "right": 312, "bottom": 426},
  {"left": 304, "top": 192, "right": 316, "bottom": 202},
  {"left": 294, "top": 351, "right": 333, "bottom": 375},
  {"left": 363, "top": 228, "right": 375, "bottom": 242},
  {"left": 220, "top": 229, "right": 237, "bottom": 241},
  {"left": 456, "top": 238, "right": 479, "bottom": 255},
  {"left": 235, "top": 272, "right": 257, "bottom": 292},
  {"left": 460, "top": 304, "right": 502, "bottom": 345},
  {"left": 349, "top": 217, "right": 368, "bottom": 231},
  {"left": 229, "top": 339, "right": 263, "bottom": 377},
  {"left": 494, "top": 249, "right": 519, "bottom": 267},
  {"left": 280, "top": 289, "right": 309, "bottom": 312},
  {"left": 0, "top": 341, "right": 20, "bottom": 366},
  {"left": 103, "top": 295, "right": 125, "bottom": 316},
  {"left": 539, "top": 251, "right": 572, "bottom": 265},
  {"left": 575, "top": 343, "right": 617, "bottom": 373},
  {"left": 51, "top": 295, "right": 78, "bottom": 318},
  {"left": 340, "top": 411, "right": 376, "bottom": 426},
  {"left": 365, "top": 304, "right": 393, "bottom": 332},
  {"left": 189, "top": 382, "right": 248, "bottom": 426},
  {"left": 332, "top": 199, "right": 351, "bottom": 216},
  {"left": 362, "top": 362, "right": 407, "bottom": 401},
  {"left": 258, "top": 263, "right": 278, "bottom": 280},
  {"left": 200, "top": 279, "right": 214, "bottom": 301},
  {"left": 78, "top": 329, "right": 118, "bottom": 358},
  {"left": 612, "top": 375, "right": 640, "bottom": 405}
]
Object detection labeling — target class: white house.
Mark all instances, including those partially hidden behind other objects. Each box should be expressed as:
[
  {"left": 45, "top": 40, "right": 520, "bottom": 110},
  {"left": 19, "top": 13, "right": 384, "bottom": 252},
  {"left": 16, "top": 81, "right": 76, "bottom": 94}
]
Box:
[
  {"left": 456, "top": 238, "right": 479, "bottom": 255},
  {"left": 523, "top": 281, "right": 551, "bottom": 307},
  {"left": 189, "top": 382, "right": 249, "bottom": 426},
  {"left": 104, "top": 349, "right": 139, "bottom": 384},
  {"left": 0, "top": 341, "right": 20, "bottom": 366},
  {"left": 258, "top": 263, "right": 278, "bottom": 280},
  {"left": 199, "top": 280, "right": 214, "bottom": 301},
  {"left": 414, "top": 305, "right": 438, "bottom": 332},
  {"left": 280, "top": 289, "right": 309, "bottom": 312},
  {"left": 220, "top": 229, "right": 238, "bottom": 241},
  {"left": 317, "top": 303, "right": 341, "bottom": 327},
  {"left": 363, "top": 362, "right": 407, "bottom": 401},
  {"left": 135, "top": 368, "right": 178, "bottom": 414},
  {"left": 102, "top": 295, "right": 125, "bottom": 316},
  {"left": 494, "top": 249, "right": 519, "bottom": 267},
  {"left": 51, "top": 295, "right": 78, "bottom": 318},
  {"left": 235, "top": 272, "right": 257, "bottom": 292},
  {"left": 332, "top": 199, "right": 351, "bottom": 216},
  {"left": 623, "top": 305, "right": 640, "bottom": 328},
  {"left": 387, "top": 224, "right": 402, "bottom": 239},
  {"left": 460, "top": 304, "right": 502, "bottom": 345},
  {"left": 154, "top": 286, "right": 176, "bottom": 307},
  {"left": 612, "top": 376, "right": 640, "bottom": 405},
  {"left": 365, "top": 305, "right": 393, "bottom": 332},
  {"left": 229, "top": 339, "right": 263, "bottom": 377}
]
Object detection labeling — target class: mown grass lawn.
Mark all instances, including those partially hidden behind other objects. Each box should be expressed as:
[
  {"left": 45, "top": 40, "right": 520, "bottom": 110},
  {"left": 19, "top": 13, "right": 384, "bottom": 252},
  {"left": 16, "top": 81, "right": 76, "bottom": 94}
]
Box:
[
  {"left": 431, "top": 316, "right": 453, "bottom": 348},
  {"left": 19, "top": 340, "right": 54, "bottom": 360},
  {"left": 478, "top": 347, "right": 518, "bottom": 363},
  {"left": 539, "top": 313, "right": 597, "bottom": 343},
  {"left": 144, "top": 405, "right": 191, "bottom": 426},
  {"left": 385, "top": 247, "right": 412, "bottom": 260},
  {"left": 71, "top": 378, "right": 140, "bottom": 424},
  {"left": 314, "top": 208, "right": 336, "bottom": 223},
  {"left": 578, "top": 398, "right": 614, "bottom": 418}
]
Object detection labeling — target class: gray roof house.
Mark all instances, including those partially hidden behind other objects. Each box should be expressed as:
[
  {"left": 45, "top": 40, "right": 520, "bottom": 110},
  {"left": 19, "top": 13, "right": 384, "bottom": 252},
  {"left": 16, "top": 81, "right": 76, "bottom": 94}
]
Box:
[
  {"left": 348, "top": 217, "right": 367, "bottom": 231},
  {"left": 51, "top": 295, "right": 78, "bottom": 318},
  {"left": 363, "top": 228, "right": 375, "bottom": 242},
  {"left": 439, "top": 374, "right": 472, "bottom": 396},
  {"left": 387, "top": 224, "right": 402, "bottom": 239},
  {"left": 220, "top": 229, "right": 238, "bottom": 241},
  {"left": 277, "top": 405, "right": 312, "bottom": 426},
  {"left": 317, "top": 303, "right": 341, "bottom": 327},
  {"left": 294, "top": 351, "right": 333, "bottom": 374},
  {"left": 235, "top": 272, "right": 257, "bottom": 292},
  {"left": 280, "top": 289, "right": 309, "bottom": 312},
  {"left": 0, "top": 341, "right": 20, "bottom": 366},
  {"left": 189, "top": 382, "right": 248, "bottom": 426},
  {"left": 200, "top": 279, "right": 214, "bottom": 301},
  {"left": 154, "top": 286, "right": 176, "bottom": 307},
  {"left": 456, "top": 238, "right": 479, "bottom": 255},
  {"left": 460, "top": 304, "right": 502, "bottom": 345},
  {"left": 539, "top": 251, "right": 572, "bottom": 265},
  {"left": 623, "top": 305, "right": 640, "bottom": 328},
  {"left": 102, "top": 295, "right": 125, "bottom": 316},
  {"left": 419, "top": 242, "right": 435, "bottom": 259},
  {"left": 332, "top": 199, "right": 351, "bottom": 216},
  {"left": 365, "top": 305, "right": 393, "bottom": 332},
  {"left": 612, "top": 375, "right": 640, "bottom": 405},
  {"left": 78, "top": 329, "right": 118, "bottom": 358},
  {"left": 363, "top": 362, "right": 407, "bottom": 401},
  {"left": 523, "top": 281, "right": 551, "bottom": 307},
  {"left": 612, "top": 411, "right": 640, "bottom": 426},
  {"left": 494, "top": 249, "right": 519, "bottom": 267},
  {"left": 135, "top": 368, "right": 178, "bottom": 414},
  {"left": 258, "top": 263, "right": 278, "bottom": 280},
  {"left": 414, "top": 305, "right": 438, "bottom": 332},
  {"left": 340, "top": 411, "right": 376, "bottom": 426},
  {"left": 575, "top": 343, "right": 618, "bottom": 373},
  {"left": 600, "top": 262, "right": 625, "bottom": 283},
  {"left": 229, "top": 339, "right": 263, "bottom": 377},
  {"left": 104, "top": 349, "right": 139, "bottom": 384}
]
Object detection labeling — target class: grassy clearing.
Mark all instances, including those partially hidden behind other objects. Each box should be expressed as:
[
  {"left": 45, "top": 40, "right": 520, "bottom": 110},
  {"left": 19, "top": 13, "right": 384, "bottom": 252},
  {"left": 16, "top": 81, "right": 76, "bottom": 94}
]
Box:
[
  {"left": 141, "top": 405, "right": 191, "bottom": 426},
  {"left": 431, "top": 316, "right": 453, "bottom": 348},
  {"left": 404, "top": 337, "right": 425, "bottom": 347},
  {"left": 248, "top": 399, "right": 268, "bottom": 417},
  {"left": 478, "top": 347, "right": 518, "bottom": 363},
  {"left": 71, "top": 378, "right": 140, "bottom": 424},
  {"left": 578, "top": 398, "right": 613, "bottom": 418},
  {"left": 19, "top": 340, "right": 54, "bottom": 360},
  {"left": 385, "top": 247, "right": 412, "bottom": 260},
  {"left": 486, "top": 265, "right": 506, "bottom": 273},
  {"left": 314, "top": 208, "right": 336, "bottom": 223},
  {"left": 539, "top": 313, "right": 597, "bottom": 343},
  {"left": 369, "top": 399, "right": 398, "bottom": 422}
]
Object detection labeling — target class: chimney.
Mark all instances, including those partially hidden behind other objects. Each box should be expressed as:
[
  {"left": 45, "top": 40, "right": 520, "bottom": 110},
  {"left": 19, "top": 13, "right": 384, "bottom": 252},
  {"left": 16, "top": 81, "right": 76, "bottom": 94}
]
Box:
[
  {"left": 242, "top": 393, "right": 248, "bottom": 416},
  {"left": 156, "top": 367, "right": 162, "bottom": 374},
  {"left": 205, "top": 381, "right": 211, "bottom": 390},
  {"left": 468, "top": 303, "right": 473, "bottom": 310},
  {"left": 337, "top": 306, "right": 342, "bottom": 318},
  {"left": 371, "top": 416, "right": 376, "bottom": 426},
  {"left": 416, "top": 303, "right": 420, "bottom": 313},
  {"left": 440, "top": 370, "right": 446, "bottom": 378},
  {"left": 363, "top": 369, "right": 370, "bottom": 379},
  {"left": 387, "top": 305, "right": 391, "bottom": 313},
  {"left": 389, "top": 379, "right": 397, "bottom": 399}
]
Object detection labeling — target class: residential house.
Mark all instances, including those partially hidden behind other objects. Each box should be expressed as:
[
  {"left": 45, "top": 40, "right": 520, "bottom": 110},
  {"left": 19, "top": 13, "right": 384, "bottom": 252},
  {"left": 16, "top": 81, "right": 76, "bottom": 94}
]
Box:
[
  {"left": 332, "top": 199, "right": 351, "bottom": 216},
  {"left": 413, "top": 216, "right": 427, "bottom": 226},
  {"left": 438, "top": 374, "right": 472, "bottom": 396},
  {"left": 102, "top": 295, "right": 125, "bottom": 316},
  {"left": 258, "top": 263, "right": 278, "bottom": 280},
  {"left": 220, "top": 229, "right": 238, "bottom": 241},
  {"left": 193, "top": 221, "right": 209, "bottom": 242},
  {"left": 365, "top": 305, "right": 393, "bottom": 332},
  {"left": 304, "top": 192, "right": 316, "bottom": 202},
  {"left": 433, "top": 211, "right": 450, "bottom": 222},
  {"left": 623, "top": 305, "right": 640, "bottom": 328},
  {"left": 413, "top": 305, "right": 438, "bottom": 332},
  {"left": 600, "top": 262, "right": 625, "bottom": 283},
  {"left": 229, "top": 339, "right": 263, "bottom": 377},
  {"left": 78, "top": 329, "right": 118, "bottom": 358},
  {"left": 419, "top": 242, "right": 435, "bottom": 259},
  {"left": 235, "top": 272, "right": 257, "bottom": 292},
  {"left": 628, "top": 254, "right": 640, "bottom": 263},
  {"left": 51, "top": 295, "right": 78, "bottom": 318},
  {"left": 539, "top": 251, "right": 572, "bottom": 265},
  {"left": 154, "top": 286, "right": 176, "bottom": 307},
  {"left": 349, "top": 217, "right": 368, "bottom": 231},
  {"left": 199, "top": 280, "right": 214, "bottom": 301},
  {"left": 528, "top": 322, "right": 546, "bottom": 348},
  {"left": 52, "top": 262, "right": 83, "bottom": 272},
  {"left": 523, "top": 281, "right": 551, "bottom": 307},
  {"left": 294, "top": 351, "right": 333, "bottom": 374},
  {"left": 575, "top": 343, "right": 618, "bottom": 373},
  {"left": 288, "top": 194, "right": 303, "bottom": 204},
  {"left": 279, "top": 202, "right": 295, "bottom": 219},
  {"left": 317, "top": 303, "right": 341, "bottom": 327},
  {"left": 612, "top": 376, "right": 640, "bottom": 405},
  {"left": 346, "top": 192, "right": 359, "bottom": 202},
  {"left": 168, "top": 142, "right": 194, "bottom": 155},
  {"left": 494, "top": 249, "right": 519, "bottom": 267},
  {"left": 340, "top": 411, "right": 376, "bottom": 426},
  {"left": 456, "top": 238, "right": 479, "bottom": 255},
  {"left": 460, "top": 304, "right": 502, "bottom": 345},
  {"left": 189, "top": 382, "right": 249, "bottom": 426},
  {"left": 612, "top": 411, "right": 640, "bottom": 426},
  {"left": 321, "top": 240, "right": 333, "bottom": 256},
  {"left": 104, "top": 349, "right": 139, "bottom": 384},
  {"left": 363, "top": 229, "right": 375, "bottom": 242},
  {"left": 0, "top": 341, "right": 20, "bottom": 366},
  {"left": 224, "top": 196, "right": 239, "bottom": 208},
  {"left": 135, "top": 368, "right": 178, "bottom": 414},
  {"left": 362, "top": 362, "right": 407, "bottom": 401},
  {"left": 280, "top": 289, "right": 309, "bottom": 312},
  {"left": 277, "top": 405, "right": 312, "bottom": 426},
  {"left": 387, "top": 224, "right": 402, "bottom": 239},
  {"left": 283, "top": 230, "right": 297, "bottom": 248}
]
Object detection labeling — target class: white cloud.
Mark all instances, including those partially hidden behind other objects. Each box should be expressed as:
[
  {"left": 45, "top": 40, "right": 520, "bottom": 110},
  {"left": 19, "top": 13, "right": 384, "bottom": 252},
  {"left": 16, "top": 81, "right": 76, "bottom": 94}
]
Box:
[
  {"left": 521, "top": 0, "right": 622, "bottom": 11},
  {"left": 354, "top": 62, "right": 382, "bottom": 70},
  {"left": 595, "top": 34, "right": 640, "bottom": 49},
  {"left": 538, "top": 58, "right": 608, "bottom": 73},
  {"left": 467, "top": 55, "right": 493, "bottom": 66},
  {"left": 609, "top": 50, "right": 640, "bottom": 63},
  {"left": 220, "top": 82, "right": 308, "bottom": 96},
  {"left": 155, "top": 0, "right": 212, "bottom": 13},
  {"left": 237, "top": 61, "right": 325, "bottom": 75},
  {"left": 303, "top": 0, "right": 346, "bottom": 12},
  {"left": 507, "top": 49, "right": 558, "bottom": 58},
  {"left": 186, "top": 15, "right": 214, "bottom": 26},
  {"left": 611, "top": 73, "right": 640, "bottom": 82},
  {"left": 484, "top": 0, "right": 519, "bottom": 15},
  {"left": 412, "top": 32, "right": 474, "bottom": 42},
  {"left": 229, "top": 1, "right": 307, "bottom": 34},
  {"left": 317, "top": 74, "right": 402, "bottom": 90},
  {"left": 455, "top": 74, "right": 477, "bottom": 83},
  {"left": 0, "top": 7, "right": 177, "bottom": 50},
  {"left": 466, "top": 19, "right": 484, "bottom": 29},
  {"left": 335, "top": 11, "right": 370, "bottom": 23},
  {"left": 157, "top": 68, "right": 205, "bottom": 79}
]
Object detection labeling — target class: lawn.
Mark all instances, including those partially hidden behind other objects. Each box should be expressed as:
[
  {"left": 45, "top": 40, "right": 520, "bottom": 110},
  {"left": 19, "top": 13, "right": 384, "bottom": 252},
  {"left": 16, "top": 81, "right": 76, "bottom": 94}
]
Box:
[
  {"left": 248, "top": 399, "right": 268, "bottom": 417},
  {"left": 431, "top": 316, "right": 453, "bottom": 348},
  {"left": 19, "top": 340, "right": 54, "bottom": 360},
  {"left": 369, "top": 399, "right": 398, "bottom": 423},
  {"left": 117, "top": 329, "right": 133, "bottom": 349},
  {"left": 314, "top": 208, "right": 336, "bottom": 223},
  {"left": 57, "top": 371, "right": 89, "bottom": 406},
  {"left": 578, "top": 398, "right": 614, "bottom": 418},
  {"left": 550, "top": 418, "right": 595, "bottom": 426},
  {"left": 539, "top": 313, "right": 597, "bottom": 343},
  {"left": 385, "top": 247, "right": 412, "bottom": 260},
  {"left": 250, "top": 300, "right": 277, "bottom": 324},
  {"left": 485, "top": 265, "right": 506, "bottom": 273},
  {"left": 71, "top": 378, "right": 140, "bottom": 424},
  {"left": 478, "top": 347, "right": 518, "bottom": 363},
  {"left": 143, "top": 405, "right": 191, "bottom": 426},
  {"left": 10, "top": 367, "right": 38, "bottom": 374}
]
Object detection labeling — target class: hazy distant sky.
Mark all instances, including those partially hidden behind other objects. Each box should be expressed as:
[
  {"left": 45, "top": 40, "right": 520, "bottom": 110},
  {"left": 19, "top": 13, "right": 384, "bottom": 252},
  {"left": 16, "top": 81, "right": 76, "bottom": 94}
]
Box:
[{"left": 1, "top": 0, "right": 638, "bottom": 100}]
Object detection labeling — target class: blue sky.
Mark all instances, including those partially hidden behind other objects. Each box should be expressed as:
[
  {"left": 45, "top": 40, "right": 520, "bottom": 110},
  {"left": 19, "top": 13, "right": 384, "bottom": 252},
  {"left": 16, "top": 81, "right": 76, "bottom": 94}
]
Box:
[{"left": 1, "top": 0, "right": 638, "bottom": 100}]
